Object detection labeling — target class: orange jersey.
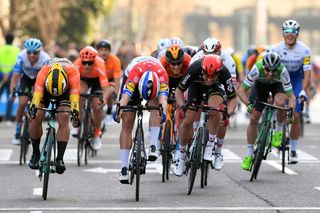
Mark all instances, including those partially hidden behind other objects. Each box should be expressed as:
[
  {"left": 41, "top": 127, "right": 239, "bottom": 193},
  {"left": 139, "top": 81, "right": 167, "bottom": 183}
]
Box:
[
  {"left": 74, "top": 56, "right": 109, "bottom": 87},
  {"left": 160, "top": 53, "right": 191, "bottom": 79},
  {"left": 34, "top": 60, "right": 80, "bottom": 96},
  {"left": 32, "top": 58, "right": 80, "bottom": 111},
  {"left": 104, "top": 54, "right": 121, "bottom": 79}
]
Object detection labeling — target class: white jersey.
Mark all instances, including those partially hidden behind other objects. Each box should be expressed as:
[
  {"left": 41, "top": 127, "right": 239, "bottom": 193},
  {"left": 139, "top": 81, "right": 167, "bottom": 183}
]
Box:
[
  {"left": 13, "top": 49, "right": 51, "bottom": 79},
  {"left": 124, "top": 56, "right": 163, "bottom": 77},
  {"left": 190, "top": 50, "right": 237, "bottom": 82},
  {"left": 271, "top": 41, "right": 311, "bottom": 74}
]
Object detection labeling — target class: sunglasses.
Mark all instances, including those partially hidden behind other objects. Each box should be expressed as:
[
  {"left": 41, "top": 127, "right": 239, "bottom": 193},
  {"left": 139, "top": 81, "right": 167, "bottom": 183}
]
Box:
[
  {"left": 82, "top": 61, "right": 94, "bottom": 66},
  {"left": 265, "top": 69, "right": 277, "bottom": 73},
  {"left": 283, "top": 29, "right": 299, "bottom": 35},
  {"left": 170, "top": 61, "right": 183, "bottom": 66},
  {"left": 27, "top": 50, "right": 40, "bottom": 55}
]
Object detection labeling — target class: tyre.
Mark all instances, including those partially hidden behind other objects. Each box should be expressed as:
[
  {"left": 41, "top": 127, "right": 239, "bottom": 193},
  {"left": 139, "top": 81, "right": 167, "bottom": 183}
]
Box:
[
  {"left": 42, "top": 129, "right": 54, "bottom": 200},
  {"left": 135, "top": 128, "right": 142, "bottom": 201},
  {"left": 200, "top": 127, "right": 209, "bottom": 188},
  {"left": 162, "top": 121, "right": 172, "bottom": 182},
  {"left": 187, "top": 127, "right": 203, "bottom": 195},
  {"left": 20, "top": 116, "right": 29, "bottom": 165},
  {"left": 250, "top": 121, "right": 270, "bottom": 182}
]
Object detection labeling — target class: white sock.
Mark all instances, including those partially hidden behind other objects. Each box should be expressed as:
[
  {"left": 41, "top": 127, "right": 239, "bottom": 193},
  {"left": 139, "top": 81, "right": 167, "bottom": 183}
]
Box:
[
  {"left": 275, "top": 122, "right": 283, "bottom": 132},
  {"left": 247, "top": 144, "right": 254, "bottom": 157},
  {"left": 120, "top": 149, "right": 130, "bottom": 168},
  {"left": 215, "top": 137, "right": 224, "bottom": 154},
  {"left": 149, "top": 127, "right": 160, "bottom": 149},
  {"left": 207, "top": 133, "right": 216, "bottom": 147},
  {"left": 290, "top": 139, "right": 298, "bottom": 151}
]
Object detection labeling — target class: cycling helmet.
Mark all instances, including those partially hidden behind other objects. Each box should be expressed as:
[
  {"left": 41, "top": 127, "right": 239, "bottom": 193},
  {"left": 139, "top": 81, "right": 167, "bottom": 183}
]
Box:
[
  {"left": 183, "top": 46, "right": 198, "bottom": 57},
  {"left": 169, "top": 37, "right": 185, "bottom": 48},
  {"left": 24, "top": 38, "right": 42, "bottom": 52},
  {"left": 262, "top": 52, "right": 281, "bottom": 71},
  {"left": 282, "top": 19, "right": 300, "bottom": 32},
  {"left": 138, "top": 71, "right": 160, "bottom": 101},
  {"left": 80, "top": 46, "right": 97, "bottom": 61},
  {"left": 203, "top": 37, "right": 221, "bottom": 54},
  {"left": 201, "top": 55, "right": 223, "bottom": 76},
  {"left": 166, "top": 44, "right": 184, "bottom": 62},
  {"left": 96, "top": 39, "right": 111, "bottom": 50},
  {"left": 45, "top": 63, "right": 68, "bottom": 96},
  {"left": 157, "top": 38, "right": 170, "bottom": 51}
]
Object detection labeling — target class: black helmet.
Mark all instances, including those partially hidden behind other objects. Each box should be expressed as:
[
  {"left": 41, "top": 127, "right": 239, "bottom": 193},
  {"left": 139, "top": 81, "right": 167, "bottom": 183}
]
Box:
[{"left": 96, "top": 40, "right": 111, "bottom": 50}]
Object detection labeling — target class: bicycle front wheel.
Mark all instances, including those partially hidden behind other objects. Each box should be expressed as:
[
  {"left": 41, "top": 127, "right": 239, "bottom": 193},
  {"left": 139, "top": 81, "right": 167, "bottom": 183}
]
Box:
[
  {"left": 281, "top": 125, "right": 287, "bottom": 173},
  {"left": 135, "top": 128, "right": 142, "bottom": 201},
  {"left": 20, "top": 116, "right": 29, "bottom": 165},
  {"left": 188, "top": 127, "right": 203, "bottom": 195},
  {"left": 43, "top": 129, "right": 54, "bottom": 200},
  {"left": 162, "top": 120, "right": 172, "bottom": 182},
  {"left": 250, "top": 121, "right": 270, "bottom": 182},
  {"left": 200, "top": 127, "right": 209, "bottom": 188}
]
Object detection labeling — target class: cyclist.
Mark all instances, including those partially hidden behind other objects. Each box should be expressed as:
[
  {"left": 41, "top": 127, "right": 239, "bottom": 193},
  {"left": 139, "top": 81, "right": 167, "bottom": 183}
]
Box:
[
  {"left": 10, "top": 38, "right": 50, "bottom": 145},
  {"left": 271, "top": 19, "right": 311, "bottom": 163},
  {"left": 113, "top": 56, "right": 169, "bottom": 184},
  {"left": 96, "top": 40, "right": 122, "bottom": 126},
  {"left": 28, "top": 58, "right": 80, "bottom": 174},
  {"left": 73, "top": 46, "right": 110, "bottom": 150},
  {"left": 189, "top": 37, "right": 238, "bottom": 171},
  {"left": 238, "top": 52, "right": 296, "bottom": 170},
  {"left": 173, "top": 55, "right": 236, "bottom": 176},
  {"left": 151, "top": 38, "right": 170, "bottom": 59},
  {"left": 160, "top": 44, "right": 191, "bottom": 95}
]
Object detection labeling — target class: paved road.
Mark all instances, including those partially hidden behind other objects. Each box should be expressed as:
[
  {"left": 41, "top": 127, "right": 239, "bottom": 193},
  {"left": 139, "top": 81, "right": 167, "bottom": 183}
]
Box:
[{"left": 0, "top": 118, "right": 320, "bottom": 212}]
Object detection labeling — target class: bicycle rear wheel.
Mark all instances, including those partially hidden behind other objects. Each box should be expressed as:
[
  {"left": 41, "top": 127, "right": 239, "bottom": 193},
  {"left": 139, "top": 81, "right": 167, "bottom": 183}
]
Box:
[
  {"left": 43, "top": 129, "right": 54, "bottom": 200},
  {"left": 188, "top": 127, "right": 203, "bottom": 195},
  {"left": 162, "top": 121, "right": 172, "bottom": 182},
  {"left": 250, "top": 122, "right": 270, "bottom": 182},
  {"left": 20, "top": 116, "right": 29, "bottom": 165},
  {"left": 135, "top": 128, "right": 142, "bottom": 201}
]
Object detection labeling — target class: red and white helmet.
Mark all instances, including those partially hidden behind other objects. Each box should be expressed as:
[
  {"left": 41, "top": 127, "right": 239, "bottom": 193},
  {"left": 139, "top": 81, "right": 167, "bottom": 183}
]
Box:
[
  {"left": 203, "top": 37, "right": 222, "bottom": 54},
  {"left": 138, "top": 71, "right": 160, "bottom": 101}
]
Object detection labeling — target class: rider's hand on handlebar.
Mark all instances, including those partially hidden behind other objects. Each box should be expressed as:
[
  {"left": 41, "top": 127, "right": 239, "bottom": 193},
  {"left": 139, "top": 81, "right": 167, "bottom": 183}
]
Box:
[
  {"left": 113, "top": 104, "right": 121, "bottom": 123},
  {"left": 246, "top": 103, "right": 254, "bottom": 114},
  {"left": 28, "top": 104, "right": 37, "bottom": 120},
  {"left": 71, "top": 109, "right": 80, "bottom": 128}
]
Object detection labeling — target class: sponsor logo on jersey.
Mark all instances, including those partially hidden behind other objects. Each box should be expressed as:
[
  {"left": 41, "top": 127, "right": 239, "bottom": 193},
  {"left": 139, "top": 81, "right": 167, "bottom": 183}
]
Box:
[{"left": 126, "top": 82, "right": 135, "bottom": 93}]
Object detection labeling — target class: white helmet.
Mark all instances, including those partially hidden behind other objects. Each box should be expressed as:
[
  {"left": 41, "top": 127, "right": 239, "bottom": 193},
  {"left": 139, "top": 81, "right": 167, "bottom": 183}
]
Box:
[
  {"left": 282, "top": 19, "right": 300, "bottom": 32},
  {"left": 157, "top": 38, "right": 170, "bottom": 51},
  {"left": 203, "top": 37, "right": 222, "bottom": 54},
  {"left": 169, "top": 37, "right": 184, "bottom": 48}
]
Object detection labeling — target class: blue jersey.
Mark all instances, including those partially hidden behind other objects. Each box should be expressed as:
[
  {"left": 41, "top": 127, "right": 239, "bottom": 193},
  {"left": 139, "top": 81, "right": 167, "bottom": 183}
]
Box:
[{"left": 13, "top": 49, "right": 51, "bottom": 79}]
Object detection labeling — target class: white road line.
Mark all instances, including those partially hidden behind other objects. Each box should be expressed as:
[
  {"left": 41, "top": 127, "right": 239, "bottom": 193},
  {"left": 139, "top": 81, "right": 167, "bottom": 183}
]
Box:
[
  {"left": 297, "top": 149, "right": 318, "bottom": 160},
  {"left": 32, "top": 188, "right": 42, "bottom": 196},
  {"left": 223, "top": 149, "right": 241, "bottom": 160},
  {"left": 2, "top": 207, "right": 320, "bottom": 211},
  {"left": 315, "top": 187, "right": 320, "bottom": 191},
  {"left": 265, "top": 160, "right": 298, "bottom": 175},
  {"left": 0, "top": 149, "right": 13, "bottom": 161}
]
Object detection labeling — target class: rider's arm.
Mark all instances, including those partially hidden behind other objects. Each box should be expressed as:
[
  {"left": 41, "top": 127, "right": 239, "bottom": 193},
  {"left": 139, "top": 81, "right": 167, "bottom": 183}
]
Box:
[
  {"left": 237, "top": 85, "right": 250, "bottom": 106},
  {"left": 31, "top": 66, "right": 48, "bottom": 108},
  {"left": 175, "top": 88, "right": 185, "bottom": 109},
  {"left": 10, "top": 72, "right": 20, "bottom": 94},
  {"left": 302, "top": 54, "right": 312, "bottom": 90},
  {"left": 227, "top": 97, "right": 237, "bottom": 115},
  {"left": 67, "top": 65, "right": 80, "bottom": 112}
]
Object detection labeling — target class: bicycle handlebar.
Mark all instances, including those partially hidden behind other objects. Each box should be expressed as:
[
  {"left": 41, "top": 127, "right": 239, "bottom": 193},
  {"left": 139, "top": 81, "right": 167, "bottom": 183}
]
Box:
[{"left": 118, "top": 104, "right": 163, "bottom": 118}]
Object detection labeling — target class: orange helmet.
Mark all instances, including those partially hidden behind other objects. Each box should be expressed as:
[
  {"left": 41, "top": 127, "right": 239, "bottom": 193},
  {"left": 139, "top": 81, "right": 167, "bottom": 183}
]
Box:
[
  {"left": 166, "top": 44, "right": 184, "bottom": 62},
  {"left": 201, "top": 55, "right": 223, "bottom": 76},
  {"left": 80, "top": 46, "right": 97, "bottom": 61}
]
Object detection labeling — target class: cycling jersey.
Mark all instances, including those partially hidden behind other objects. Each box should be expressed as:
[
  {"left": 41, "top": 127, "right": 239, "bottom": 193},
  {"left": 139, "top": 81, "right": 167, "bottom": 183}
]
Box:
[
  {"left": 190, "top": 50, "right": 237, "bottom": 83},
  {"left": 13, "top": 49, "right": 50, "bottom": 79},
  {"left": 74, "top": 56, "right": 108, "bottom": 87},
  {"left": 160, "top": 53, "right": 191, "bottom": 79},
  {"left": 271, "top": 41, "right": 311, "bottom": 112},
  {"left": 242, "top": 60, "right": 293, "bottom": 94},
  {"left": 178, "top": 59, "right": 236, "bottom": 100},
  {"left": 32, "top": 58, "right": 80, "bottom": 112},
  {"left": 103, "top": 54, "right": 121, "bottom": 80},
  {"left": 122, "top": 56, "right": 169, "bottom": 98}
]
